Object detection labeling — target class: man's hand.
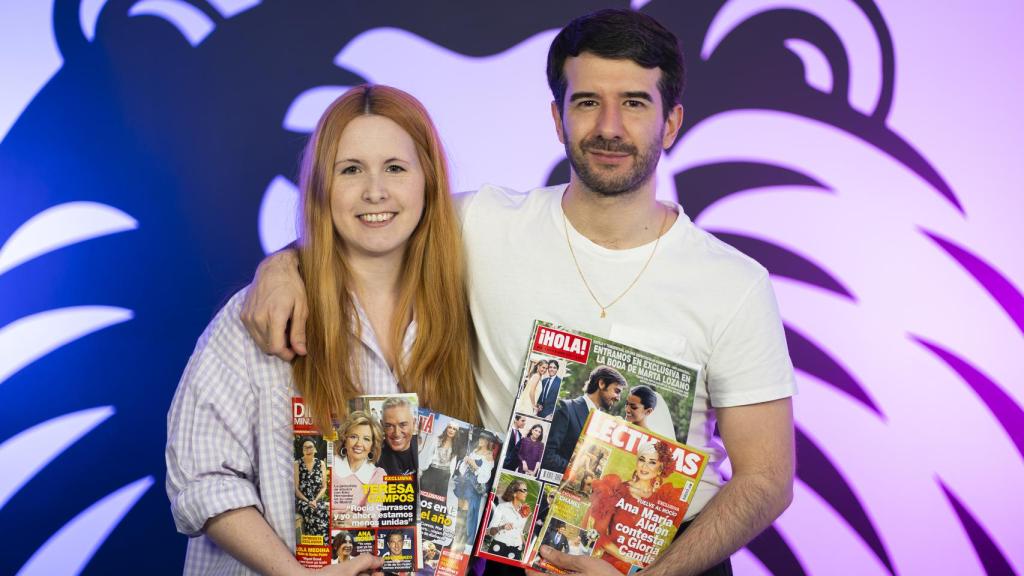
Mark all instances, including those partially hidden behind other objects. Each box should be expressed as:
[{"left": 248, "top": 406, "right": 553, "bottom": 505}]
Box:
[
  {"left": 525, "top": 545, "right": 620, "bottom": 576},
  {"left": 319, "top": 554, "right": 383, "bottom": 576},
  {"left": 241, "top": 248, "right": 307, "bottom": 360}
]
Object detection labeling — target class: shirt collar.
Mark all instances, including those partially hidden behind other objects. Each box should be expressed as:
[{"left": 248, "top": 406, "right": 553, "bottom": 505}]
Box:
[{"left": 335, "top": 455, "right": 379, "bottom": 483}]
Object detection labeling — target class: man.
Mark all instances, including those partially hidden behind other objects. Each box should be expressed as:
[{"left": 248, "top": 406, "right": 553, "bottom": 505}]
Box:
[
  {"left": 541, "top": 365, "right": 624, "bottom": 473},
  {"left": 534, "top": 360, "right": 562, "bottom": 418},
  {"left": 542, "top": 522, "right": 570, "bottom": 554},
  {"left": 378, "top": 397, "right": 416, "bottom": 475},
  {"left": 503, "top": 415, "right": 527, "bottom": 470},
  {"left": 381, "top": 532, "right": 406, "bottom": 561},
  {"left": 242, "top": 8, "right": 795, "bottom": 575}
]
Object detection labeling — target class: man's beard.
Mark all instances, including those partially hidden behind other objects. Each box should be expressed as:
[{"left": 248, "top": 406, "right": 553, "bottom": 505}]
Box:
[{"left": 566, "top": 132, "right": 662, "bottom": 197}]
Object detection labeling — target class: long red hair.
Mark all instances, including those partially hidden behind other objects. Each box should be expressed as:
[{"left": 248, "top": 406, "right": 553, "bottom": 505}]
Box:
[{"left": 292, "top": 85, "right": 478, "bottom": 432}]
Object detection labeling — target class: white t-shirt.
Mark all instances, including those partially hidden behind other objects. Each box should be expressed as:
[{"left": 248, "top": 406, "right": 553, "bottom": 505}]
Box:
[{"left": 459, "top": 184, "right": 796, "bottom": 518}]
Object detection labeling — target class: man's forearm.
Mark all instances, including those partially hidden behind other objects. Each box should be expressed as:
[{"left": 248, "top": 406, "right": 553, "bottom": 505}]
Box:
[{"left": 643, "top": 470, "right": 792, "bottom": 576}]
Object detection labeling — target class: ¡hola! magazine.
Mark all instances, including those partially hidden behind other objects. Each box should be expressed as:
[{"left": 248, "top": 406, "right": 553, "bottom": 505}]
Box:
[{"left": 477, "top": 320, "right": 701, "bottom": 570}]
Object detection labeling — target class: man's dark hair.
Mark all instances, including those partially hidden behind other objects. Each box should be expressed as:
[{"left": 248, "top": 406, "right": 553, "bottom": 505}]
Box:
[
  {"left": 585, "top": 365, "right": 627, "bottom": 394},
  {"left": 547, "top": 8, "right": 685, "bottom": 119},
  {"left": 547, "top": 359, "right": 560, "bottom": 369}
]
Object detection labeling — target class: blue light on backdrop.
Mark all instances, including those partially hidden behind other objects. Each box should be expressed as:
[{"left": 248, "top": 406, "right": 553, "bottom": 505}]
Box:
[{"left": 1, "top": 1, "right": 1022, "bottom": 574}]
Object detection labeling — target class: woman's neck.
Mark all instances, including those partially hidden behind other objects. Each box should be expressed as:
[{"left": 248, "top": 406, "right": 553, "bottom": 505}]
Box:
[
  {"left": 348, "top": 455, "right": 367, "bottom": 470},
  {"left": 346, "top": 251, "right": 405, "bottom": 368}
]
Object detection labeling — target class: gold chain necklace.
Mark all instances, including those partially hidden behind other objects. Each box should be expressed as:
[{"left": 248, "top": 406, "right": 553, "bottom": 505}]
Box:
[{"left": 562, "top": 205, "right": 669, "bottom": 318}]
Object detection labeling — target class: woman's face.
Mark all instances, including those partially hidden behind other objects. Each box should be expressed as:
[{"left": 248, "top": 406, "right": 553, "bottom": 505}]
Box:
[
  {"left": 330, "top": 115, "right": 426, "bottom": 265},
  {"left": 444, "top": 425, "right": 458, "bottom": 438},
  {"left": 302, "top": 441, "right": 315, "bottom": 456},
  {"left": 512, "top": 483, "right": 528, "bottom": 503},
  {"left": 340, "top": 540, "right": 353, "bottom": 555},
  {"left": 624, "top": 394, "right": 652, "bottom": 424},
  {"left": 529, "top": 426, "right": 542, "bottom": 441},
  {"left": 345, "top": 423, "right": 374, "bottom": 464},
  {"left": 635, "top": 446, "right": 662, "bottom": 482}
]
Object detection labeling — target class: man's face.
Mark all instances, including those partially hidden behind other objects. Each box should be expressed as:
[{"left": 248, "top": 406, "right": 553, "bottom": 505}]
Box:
[
  {"left": 388, "top": 534, "right": 403, "bottom": 554},
  {"left": 547, "top": 363, "right": 558, "bottom": 377},
  {"left": 382, "top": 405, "right": 414, "bottom": 452},
  {"left": 552, "top": 52, "right": 682, "bottom": 197},
  {"left": 597, "top": 380, "right": 624, "bottom": 410},
  {"left": 514, "top": 416, "right": 525, "bottom": 429}
]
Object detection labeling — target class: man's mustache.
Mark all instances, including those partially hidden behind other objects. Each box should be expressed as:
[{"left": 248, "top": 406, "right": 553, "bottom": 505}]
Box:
[{"left": 581, "top": 137, "right": 637, "bottom": 155}]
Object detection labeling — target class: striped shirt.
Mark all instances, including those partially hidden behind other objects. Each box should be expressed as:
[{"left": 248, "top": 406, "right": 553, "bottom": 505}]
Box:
[{"left": 165, "top": 288, "right": 414, "bottom": 575}]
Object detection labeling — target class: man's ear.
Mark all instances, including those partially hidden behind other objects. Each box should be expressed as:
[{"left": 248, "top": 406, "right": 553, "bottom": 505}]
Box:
[
  {"left": 662, "top": 103, "right": 684, "bottom": 149},
  {"left": 551, "top": 101, "right": 566, "bottom": 144}
]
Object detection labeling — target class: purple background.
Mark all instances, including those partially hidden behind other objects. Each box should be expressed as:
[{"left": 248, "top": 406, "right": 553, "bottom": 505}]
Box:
[{"left": 0, "top": 1, "right": 1021, "bottom": 574}]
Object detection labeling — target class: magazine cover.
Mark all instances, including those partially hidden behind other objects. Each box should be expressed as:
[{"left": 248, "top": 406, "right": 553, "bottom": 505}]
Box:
[
  {"left": 527, "top": 410, "right": 708, "bottom": 574},
  {"left": 477, "top": 321, "right": 701, "bottom": 569},
  {"left": 293, "top": 397, "right": 335, "bottom": 568},
  {"left": 293, "top": 393, "right": 422, "bottom": 573},
  {"left": 416, "top": 409, "right": 503, "bottom": 576}
]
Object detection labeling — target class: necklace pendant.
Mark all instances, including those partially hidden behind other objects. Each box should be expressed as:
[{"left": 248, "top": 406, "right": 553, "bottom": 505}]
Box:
[{"left": 600, "top": 309, "right": 606, "bottom": 318}]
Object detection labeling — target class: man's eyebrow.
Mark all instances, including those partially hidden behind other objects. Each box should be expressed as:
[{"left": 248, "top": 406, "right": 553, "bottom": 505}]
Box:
[
  {"left": 569, "top": 91, "right": 600, "bottom": 102},
  {"left": 622, "top": 91, "right": 654, "bottom": 102}
]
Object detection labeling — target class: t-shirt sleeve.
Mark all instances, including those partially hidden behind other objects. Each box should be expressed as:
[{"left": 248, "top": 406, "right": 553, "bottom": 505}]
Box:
[
  {"left": 453, "top": 190, "right": 478, "bottom": 224},
  {"left": 165, "top": 294, "right": 263, "bottom": 536},
  {"left": 706, "top": 272, "right": 796, "bottom": 407}
]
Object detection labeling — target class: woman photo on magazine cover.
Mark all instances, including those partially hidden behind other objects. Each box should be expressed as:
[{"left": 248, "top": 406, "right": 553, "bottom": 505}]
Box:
[
  {"left": 332, "top": 531, "right": 356, "bottom": 562},
  {"left": 166, "top": 84, "right": 478, "bottom": 574},
  {"left": 514, "top": 359, "right": 548, "bottom": 416},
  {"left": 419, "top": 421, "right": 461, "bottom": 501},
  {"left": 583, "top": 440, "right": 682, "bottom": 573},
  {"left": 484, "top": 479, "right": 531, "bottom": 560},
  {"left": 332, "top": 411, "right": 387, "bottom": 526},
  {"left": 454, "top": 433, "right": 497, "bottom": 549},
  {"left": 623, "top": 385, "right": 676, "bottom": 439},
  {"left": 294, "top": 438, "right": 330, "bottom": 541},
  {"left": 517, "top": 424, "right": 545, "bottom": 476}
]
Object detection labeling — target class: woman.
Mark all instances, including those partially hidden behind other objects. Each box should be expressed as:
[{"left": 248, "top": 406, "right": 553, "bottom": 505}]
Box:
[
  {"left": 294, "top": 439, "right": 329, "bottom": 541},
  {"left": 332, "top": 411, "right": 387, "bottom": 526},
  {"left": 623, "top": 385, "right": 657, "bottom": 430},
  {"left": 166, "top": 85, "right": 478, "bottom": 575},
  {"left": 517, "top": 424, "right": 544, "bottom": 476},
  {"left": 514, "top": 359, "right": 547, "bottom": 415},
  {"left": 420, "top": 422, "right": 459, "bottom": 500},
  {"left": 583, "top": 441, "right": 683, "bottom": 574},
  {"left": 484, "top": 480, "right": 530, "bottom": 560},
  {"left": 332, "top": 532, "right": 356, "bottom": 562},
  {"left": 454, "top": 435, "right": 496, "bottom": 549}
]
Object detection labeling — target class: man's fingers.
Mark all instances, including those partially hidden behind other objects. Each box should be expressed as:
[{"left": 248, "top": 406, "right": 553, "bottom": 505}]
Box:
[
  {"left": 290, "top": 299, "right": 308, "bottom": 356},
  {"left": 538, "top": 545, "right": 582, "bottom": 574},
  {"left": 267, "top": 305, "right": 295, "bottom": 361}
]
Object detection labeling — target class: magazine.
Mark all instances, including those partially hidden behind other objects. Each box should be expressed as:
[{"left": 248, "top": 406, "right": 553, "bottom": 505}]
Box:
[
  {"left": 293, "top": 393, "right": 422, "bottom": 573},
  {"left": 415, "top": 408, "right": 503, "bottom": 576},
  {"left": 527, "top": 410, "right": 708, "bottom": 574},
  {"left": 477, "top": 321, "right": 701, "bottom": 569}
]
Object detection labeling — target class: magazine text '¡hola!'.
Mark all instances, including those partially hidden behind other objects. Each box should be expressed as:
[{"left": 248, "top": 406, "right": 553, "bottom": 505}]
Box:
[
  {"left": 589, "top": 411, "right": 705, "bottom": 476},
  {"left": 362, "top": 480, "right": 415, "bottom": 503}
]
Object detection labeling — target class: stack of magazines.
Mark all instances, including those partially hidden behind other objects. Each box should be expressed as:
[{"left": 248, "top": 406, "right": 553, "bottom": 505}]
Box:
[
  {"left": 292, "top": 393, "right": 501, "bottom": 575},
  {"left": 478, "top": 321, "right": 708, "bottom": 575}
]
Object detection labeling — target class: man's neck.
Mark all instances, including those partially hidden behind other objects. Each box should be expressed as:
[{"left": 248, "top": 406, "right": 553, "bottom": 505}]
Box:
[{"left": 562, "top": 177, "right": 675, "bottom": 250}]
